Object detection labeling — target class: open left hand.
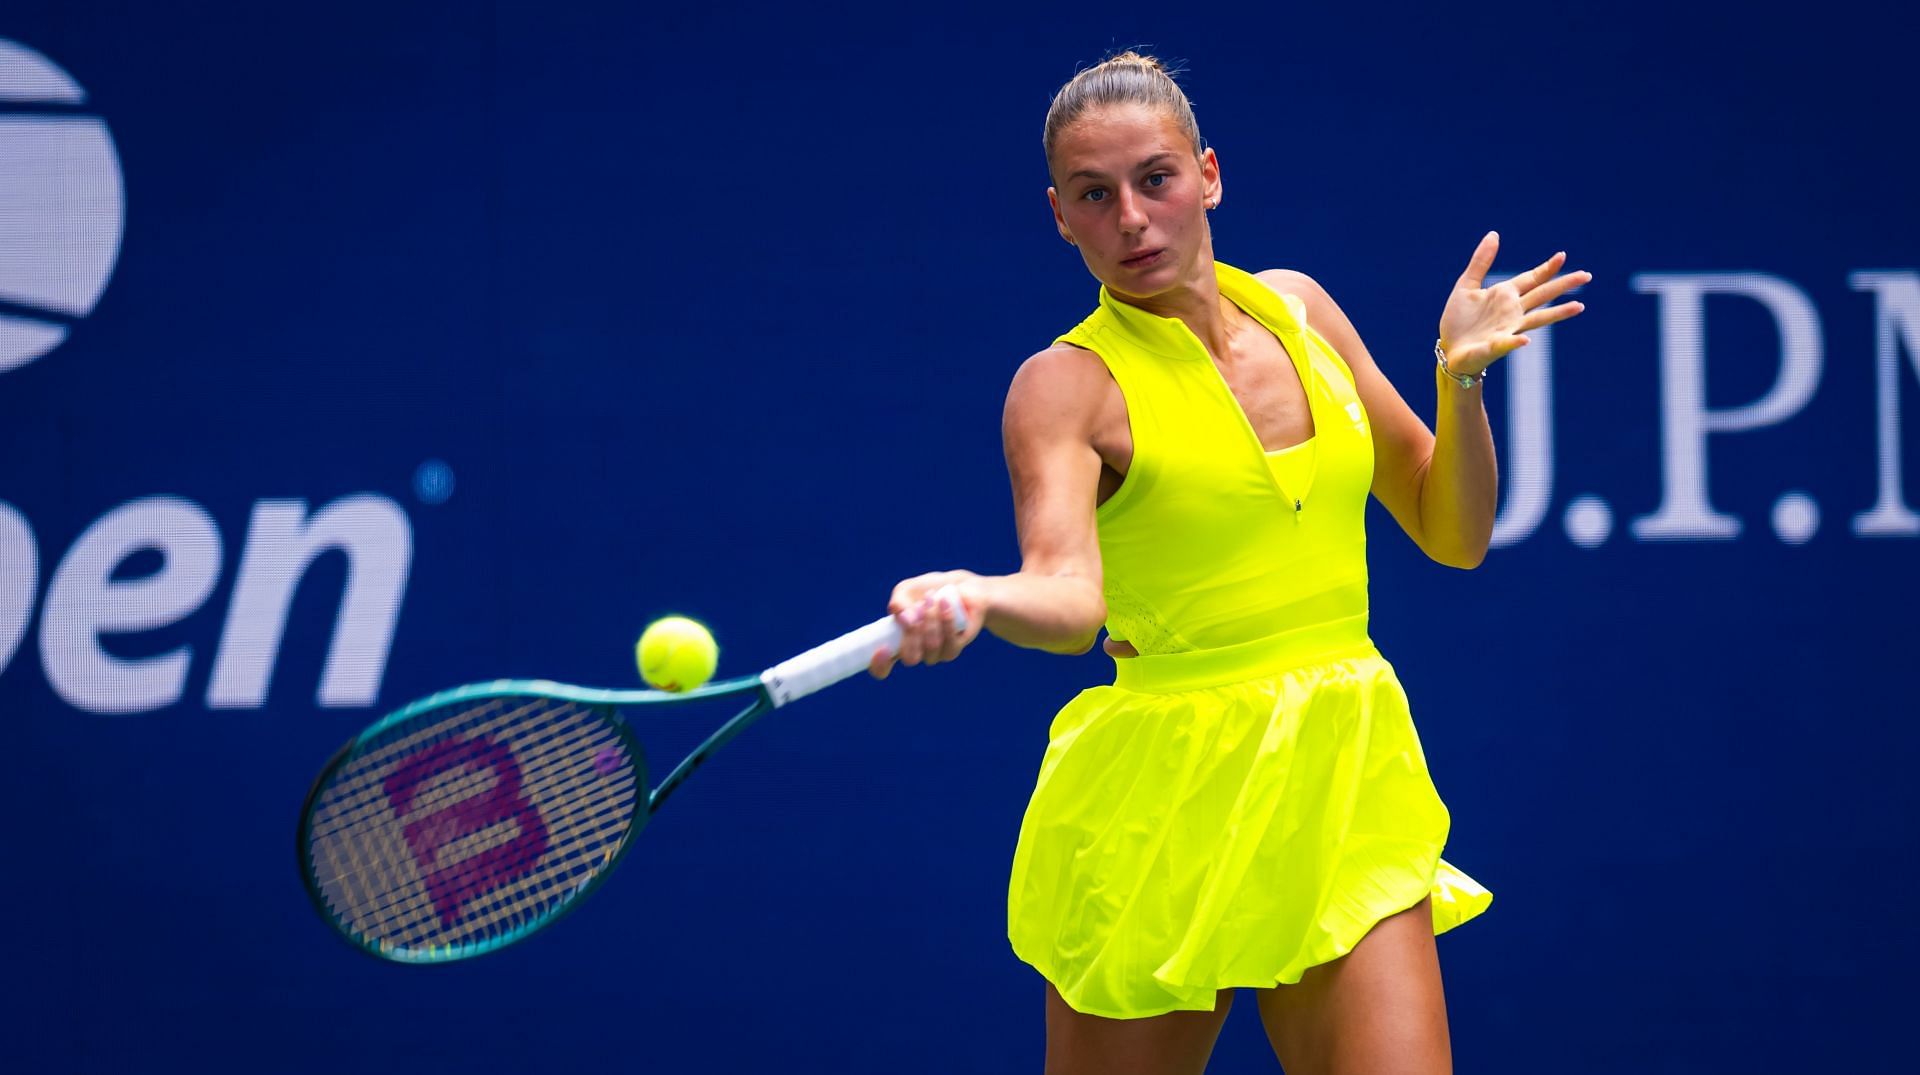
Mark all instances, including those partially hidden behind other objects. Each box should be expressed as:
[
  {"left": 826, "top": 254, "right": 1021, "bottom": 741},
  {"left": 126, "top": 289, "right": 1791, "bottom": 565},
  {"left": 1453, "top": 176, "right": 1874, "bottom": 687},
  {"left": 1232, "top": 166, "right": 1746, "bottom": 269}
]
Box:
[{"left": 1437, "top": 232, "right": 1591, "bottom": 376}]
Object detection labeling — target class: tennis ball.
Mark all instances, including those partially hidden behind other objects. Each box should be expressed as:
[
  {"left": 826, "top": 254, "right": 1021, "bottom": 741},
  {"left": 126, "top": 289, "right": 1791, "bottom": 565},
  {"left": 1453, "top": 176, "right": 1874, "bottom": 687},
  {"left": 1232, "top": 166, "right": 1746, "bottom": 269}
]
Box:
[{"left": 636, "top": 616, "right": 718, "bottom": 692}]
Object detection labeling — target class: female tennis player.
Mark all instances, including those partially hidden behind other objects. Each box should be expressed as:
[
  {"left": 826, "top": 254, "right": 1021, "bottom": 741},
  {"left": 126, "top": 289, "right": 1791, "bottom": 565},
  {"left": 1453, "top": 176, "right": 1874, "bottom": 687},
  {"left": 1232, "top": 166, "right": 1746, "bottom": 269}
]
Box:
[{"left": 870, "top": 51, "right": 1587, "bottom": 1074}]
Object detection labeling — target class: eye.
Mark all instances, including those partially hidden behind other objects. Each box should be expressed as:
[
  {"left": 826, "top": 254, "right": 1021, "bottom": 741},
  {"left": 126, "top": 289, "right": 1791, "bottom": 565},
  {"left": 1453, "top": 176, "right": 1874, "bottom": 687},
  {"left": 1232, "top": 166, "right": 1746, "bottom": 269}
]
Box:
[
  {"left": 1083, "top": 188, "right": 1108, "bottom": 203},
  {"left": 1145, "top": 173, "right": 1169, "bottom": 188}
]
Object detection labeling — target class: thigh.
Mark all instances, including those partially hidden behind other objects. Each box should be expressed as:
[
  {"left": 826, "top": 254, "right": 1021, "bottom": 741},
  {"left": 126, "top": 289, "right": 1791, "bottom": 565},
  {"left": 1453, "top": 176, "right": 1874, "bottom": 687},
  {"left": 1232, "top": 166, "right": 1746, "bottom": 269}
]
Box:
[
  {"left": 1253, "top": 897, "right": 1451, "bottom": 1075},
  {"left": 1044, "top": 982, "right": 1234, "bottom": 1075}
]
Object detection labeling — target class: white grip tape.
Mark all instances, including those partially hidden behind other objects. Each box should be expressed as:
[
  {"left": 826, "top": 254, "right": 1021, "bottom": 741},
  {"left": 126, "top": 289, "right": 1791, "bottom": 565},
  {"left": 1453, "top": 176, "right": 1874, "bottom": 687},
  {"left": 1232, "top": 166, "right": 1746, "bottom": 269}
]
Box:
[{"left": 760, "top": 584, "right": 969, "bottom": 708}]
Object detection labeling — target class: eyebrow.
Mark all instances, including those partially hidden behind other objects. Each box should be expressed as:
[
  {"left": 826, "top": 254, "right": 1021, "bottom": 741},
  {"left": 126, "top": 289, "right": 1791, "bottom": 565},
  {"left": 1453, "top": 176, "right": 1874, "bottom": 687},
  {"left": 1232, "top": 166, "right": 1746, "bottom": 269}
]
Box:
[{"left": 1066, "top": 152, "right": 1178, "bottom": 184}]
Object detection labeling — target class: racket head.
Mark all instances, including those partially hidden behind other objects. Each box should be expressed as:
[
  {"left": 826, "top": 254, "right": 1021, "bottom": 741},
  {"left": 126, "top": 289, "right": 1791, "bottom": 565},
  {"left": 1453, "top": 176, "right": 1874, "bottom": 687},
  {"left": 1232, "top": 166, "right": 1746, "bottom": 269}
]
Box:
[{"left": 297, "top": 682, "right": 649, "bottom": 963}]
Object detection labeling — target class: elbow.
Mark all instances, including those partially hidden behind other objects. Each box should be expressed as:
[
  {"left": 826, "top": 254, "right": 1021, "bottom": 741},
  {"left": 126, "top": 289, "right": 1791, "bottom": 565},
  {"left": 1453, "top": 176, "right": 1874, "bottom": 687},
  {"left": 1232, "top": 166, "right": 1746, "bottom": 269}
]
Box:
[
  {"left": 1418, "top": 531, "right": 1488, "bottom": 570},
  {"left": 1004, "top": 578, "right": 1104, "bottom": 655},
  {"left": 1412, "top": 515, "right": 1491, "bottom": 570},
  {"left": 1053, "top": 594, "right": 1107, "bottom": 655},
  {"left": 1062, "top": 629, "right": 1103, "bottom": 656},
  {"left": 1034, "top": 627, "right": 1102, "bottom": 656},
  {"left": 1430, "top": 543, "right": 1488, "bottom": 570}
]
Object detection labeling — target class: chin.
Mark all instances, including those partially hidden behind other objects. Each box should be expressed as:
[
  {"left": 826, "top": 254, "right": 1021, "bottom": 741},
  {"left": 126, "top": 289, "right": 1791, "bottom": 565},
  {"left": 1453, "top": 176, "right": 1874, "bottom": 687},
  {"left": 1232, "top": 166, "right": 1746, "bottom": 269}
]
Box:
[{"left": 1104, "top": 258, "right": 1187, "bottom": 299}]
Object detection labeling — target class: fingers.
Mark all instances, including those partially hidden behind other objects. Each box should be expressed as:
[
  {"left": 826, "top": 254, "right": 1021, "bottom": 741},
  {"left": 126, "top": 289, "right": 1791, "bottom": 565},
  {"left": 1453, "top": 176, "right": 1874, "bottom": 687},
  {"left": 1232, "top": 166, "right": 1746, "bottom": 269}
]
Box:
[
  {"left": 1517, "top": 299, "right": 1587, "bottom": 333},
  {"left": 897, "top": 597, "right": 931, "bottom": 666},
  {"left": 887, "top": 588, "right": 964, "bottom": 670},
  {"left": 879, "top": 572, "right": 986, "bottom": 679},
  {"left": 933, "top": 595, "right": 967, "bottom": 663},
  {"left": 887, "top": 576, "right": 941, "bottom": 645},
  {"left": 1506, "top": 250, "right": 1566, "bottom": 295},
  {"left": 1456, "top": 230, "right": 1499, "bottom": 290},
  {"left": 1459, "top": 238, "right": 1591, "bottom": 308},
  {"left": 1521, "top": 267, "right": 1592, "bottom": 310},
  {"left": 868, "top": 645, "right": 894, "bottom": 680},
  {"left": 925, "top": 589, "right": 976, "bottom": 664},
  {"left": 908, "top": 596, "right": 939, "bottom": 665}
]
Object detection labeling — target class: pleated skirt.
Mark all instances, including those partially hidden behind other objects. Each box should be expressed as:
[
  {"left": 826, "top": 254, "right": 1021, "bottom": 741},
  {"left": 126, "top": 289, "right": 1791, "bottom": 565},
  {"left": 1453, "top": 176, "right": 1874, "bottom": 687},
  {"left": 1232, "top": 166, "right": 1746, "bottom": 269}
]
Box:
[{"left": 1006, "top": 628, "right": 1492, "bottom": 1019}]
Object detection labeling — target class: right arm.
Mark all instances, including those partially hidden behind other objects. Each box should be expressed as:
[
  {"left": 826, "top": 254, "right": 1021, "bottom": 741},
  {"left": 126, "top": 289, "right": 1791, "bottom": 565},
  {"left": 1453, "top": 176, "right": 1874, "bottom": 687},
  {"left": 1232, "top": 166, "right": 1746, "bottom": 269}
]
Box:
[{"left": 869, "top": 346, "right": 1110, "bottom": 677}]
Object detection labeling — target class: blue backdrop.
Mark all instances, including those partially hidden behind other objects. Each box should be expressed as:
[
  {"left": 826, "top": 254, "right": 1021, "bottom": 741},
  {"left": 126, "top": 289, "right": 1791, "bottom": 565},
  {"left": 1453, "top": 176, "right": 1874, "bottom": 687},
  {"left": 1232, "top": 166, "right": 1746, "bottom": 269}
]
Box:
[{"left": 3, "top": 2, "right": 1916, "bottom": 1070}]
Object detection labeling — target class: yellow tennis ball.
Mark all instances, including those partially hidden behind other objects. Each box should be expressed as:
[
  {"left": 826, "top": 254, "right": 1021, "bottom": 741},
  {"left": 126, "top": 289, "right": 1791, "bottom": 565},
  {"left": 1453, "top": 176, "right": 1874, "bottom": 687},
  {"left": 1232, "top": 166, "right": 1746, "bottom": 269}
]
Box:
[{"left": 636, "top": 616, "right": 718, "bottom": 692}]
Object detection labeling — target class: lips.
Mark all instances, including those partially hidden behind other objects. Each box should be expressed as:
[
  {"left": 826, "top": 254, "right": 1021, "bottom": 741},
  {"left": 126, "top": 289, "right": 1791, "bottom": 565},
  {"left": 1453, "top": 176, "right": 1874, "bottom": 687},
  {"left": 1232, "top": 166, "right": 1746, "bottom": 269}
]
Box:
[{"left": 1120, "top": 248, "right": 1165, "bottom": 268}]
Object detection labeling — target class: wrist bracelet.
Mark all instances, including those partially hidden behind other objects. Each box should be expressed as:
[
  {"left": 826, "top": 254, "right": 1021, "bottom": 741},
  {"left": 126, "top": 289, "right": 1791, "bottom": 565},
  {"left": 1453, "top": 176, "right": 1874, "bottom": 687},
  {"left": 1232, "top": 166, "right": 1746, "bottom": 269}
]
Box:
[{"left": 1435, "top": 339, "right": 1484, "bottom": 389}]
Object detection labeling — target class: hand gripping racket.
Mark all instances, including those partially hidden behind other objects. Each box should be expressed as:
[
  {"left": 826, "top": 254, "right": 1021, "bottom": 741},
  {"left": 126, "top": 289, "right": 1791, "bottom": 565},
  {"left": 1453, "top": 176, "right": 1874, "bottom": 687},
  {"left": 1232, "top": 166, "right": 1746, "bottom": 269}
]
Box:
[{"left": 297, "top": 589, "right": 967, "bottom": 963}]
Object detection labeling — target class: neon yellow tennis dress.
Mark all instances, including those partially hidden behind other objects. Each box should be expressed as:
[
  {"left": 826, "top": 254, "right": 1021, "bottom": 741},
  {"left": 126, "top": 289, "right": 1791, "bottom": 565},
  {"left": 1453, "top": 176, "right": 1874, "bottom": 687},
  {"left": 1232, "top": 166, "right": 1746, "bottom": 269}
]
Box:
[{"left": 1005, "top": 261, "right": 1492, "bottom": 1019}]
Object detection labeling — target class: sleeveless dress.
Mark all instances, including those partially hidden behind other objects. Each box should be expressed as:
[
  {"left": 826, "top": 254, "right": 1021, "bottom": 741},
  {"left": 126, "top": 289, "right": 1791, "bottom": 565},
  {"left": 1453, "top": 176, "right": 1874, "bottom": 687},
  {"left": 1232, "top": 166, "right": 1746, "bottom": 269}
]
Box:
[{"left": 1005, "top": 261, "right": 1493, "bottom": 1019}]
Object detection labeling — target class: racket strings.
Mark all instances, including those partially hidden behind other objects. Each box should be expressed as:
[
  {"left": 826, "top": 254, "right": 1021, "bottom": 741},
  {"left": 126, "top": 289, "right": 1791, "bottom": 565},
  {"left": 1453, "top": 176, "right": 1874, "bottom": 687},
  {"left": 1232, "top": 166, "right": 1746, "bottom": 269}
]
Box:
[
  {"left": 323, "top": 771, "right": 639, "bottom": 942},
  {"left": 311, "top": 705, "right": 625, "bottom": 852},
  {"left": 311, "top": 748, "right": 633, "bottom": 932},
  {"left": 309, "top": 696, "right": 576, "bottom": 834},
  {"left": 305, "top": 696, "right": 641, "bottom": 957},
  {"left": 318, "top": 707, "right": 630, "bottom": 934},
  {"left": 312, "top": 714, "right": 634, "bottom": 899},
  {"left": 313, "top": 707, "right": 633, "bottom": 951}
]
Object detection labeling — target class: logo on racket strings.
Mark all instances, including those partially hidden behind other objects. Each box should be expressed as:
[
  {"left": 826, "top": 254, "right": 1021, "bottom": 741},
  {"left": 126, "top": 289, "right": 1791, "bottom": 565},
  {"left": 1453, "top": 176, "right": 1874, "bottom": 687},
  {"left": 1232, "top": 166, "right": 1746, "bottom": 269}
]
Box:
[{"left": 383, "top": 736, "right": 551, "bottom": 929}]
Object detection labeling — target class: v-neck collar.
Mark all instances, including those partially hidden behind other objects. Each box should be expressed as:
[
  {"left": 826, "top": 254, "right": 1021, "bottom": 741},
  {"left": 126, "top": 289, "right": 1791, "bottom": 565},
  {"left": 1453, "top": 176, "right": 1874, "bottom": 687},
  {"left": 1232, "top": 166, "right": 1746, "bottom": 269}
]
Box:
[
  {"left": 1091, "top": 263, "right": 1309, "bottom": 362},
  {"left": 1093, "top": 262, "right": 1323, "bottom": 512}
]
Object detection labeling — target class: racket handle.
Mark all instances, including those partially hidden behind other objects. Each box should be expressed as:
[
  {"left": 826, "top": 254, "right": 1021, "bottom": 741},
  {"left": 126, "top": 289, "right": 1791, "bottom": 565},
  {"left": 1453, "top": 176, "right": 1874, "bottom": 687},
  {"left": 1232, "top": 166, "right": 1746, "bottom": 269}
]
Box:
[{"left": 760, "top": 584, "right": 970, "bottom": 707}]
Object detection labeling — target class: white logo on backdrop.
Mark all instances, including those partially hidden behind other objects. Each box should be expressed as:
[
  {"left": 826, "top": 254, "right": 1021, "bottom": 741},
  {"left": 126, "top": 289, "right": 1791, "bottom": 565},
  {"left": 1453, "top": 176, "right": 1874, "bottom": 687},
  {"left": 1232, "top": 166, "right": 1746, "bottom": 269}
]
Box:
[
  {"left": 0, "top": 39, "right": 124, "bottom": 372},
  {"left": 0, "top": 39, "right": 418, "bottom": 717},
  {"left": 1490, "top": 271, "right": 1920, "bottom": 546}
]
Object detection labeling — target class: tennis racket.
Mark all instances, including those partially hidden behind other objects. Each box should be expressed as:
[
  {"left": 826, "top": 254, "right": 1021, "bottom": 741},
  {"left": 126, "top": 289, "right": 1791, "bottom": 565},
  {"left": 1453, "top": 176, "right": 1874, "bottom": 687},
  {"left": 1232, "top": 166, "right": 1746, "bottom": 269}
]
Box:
[{"left": 297, "top": 587, "right": 967, "bottom": 963}]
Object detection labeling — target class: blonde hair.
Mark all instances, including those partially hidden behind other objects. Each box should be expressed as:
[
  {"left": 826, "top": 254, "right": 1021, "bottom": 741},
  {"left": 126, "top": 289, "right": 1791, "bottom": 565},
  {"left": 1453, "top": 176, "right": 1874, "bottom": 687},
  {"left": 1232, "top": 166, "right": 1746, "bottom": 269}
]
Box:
[{"left": 1042, "top": 51, "right": 1203, "bottom": 171}]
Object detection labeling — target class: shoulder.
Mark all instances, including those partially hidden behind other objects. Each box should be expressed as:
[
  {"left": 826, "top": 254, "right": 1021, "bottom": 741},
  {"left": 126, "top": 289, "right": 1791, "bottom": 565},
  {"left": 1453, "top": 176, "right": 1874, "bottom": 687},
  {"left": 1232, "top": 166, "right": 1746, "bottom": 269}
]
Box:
[
  {"left": 1253, "top": 268, "right": 1340, "bottom": 323},
  {"left": 1007, "top": 343, "right": 1114, "bottom": 413},
  {"left": 1252, "top": 267, "right": 1378, "bottom": 371},
  {"left": 1004, "top": 343, "right": 1117, "bottom": 438}
]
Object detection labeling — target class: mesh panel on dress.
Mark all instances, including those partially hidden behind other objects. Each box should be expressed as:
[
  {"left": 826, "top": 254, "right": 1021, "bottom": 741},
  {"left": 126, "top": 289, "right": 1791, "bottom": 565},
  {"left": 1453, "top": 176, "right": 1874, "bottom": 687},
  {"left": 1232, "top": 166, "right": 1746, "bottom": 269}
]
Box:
[{"left": 1102, "top": 578, "right": 1196, "bottom": 655}]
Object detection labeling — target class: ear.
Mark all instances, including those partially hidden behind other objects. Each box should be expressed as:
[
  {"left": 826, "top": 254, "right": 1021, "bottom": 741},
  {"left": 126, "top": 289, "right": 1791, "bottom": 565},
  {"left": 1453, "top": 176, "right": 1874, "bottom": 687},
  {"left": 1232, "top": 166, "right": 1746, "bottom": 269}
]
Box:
[
  {"left": 1047, "top": 187, "right": 1074, "bottom": 245},
  {"left": 1201, "top": 146, "right": 1222, "bottom": 210}
]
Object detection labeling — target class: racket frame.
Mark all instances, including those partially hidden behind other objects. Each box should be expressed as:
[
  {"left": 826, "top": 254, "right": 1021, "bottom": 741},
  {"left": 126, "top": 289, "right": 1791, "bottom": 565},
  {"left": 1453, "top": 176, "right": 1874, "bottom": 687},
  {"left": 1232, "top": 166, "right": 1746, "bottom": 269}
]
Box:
[
  {"left": 297, "top": 586, "right": 965, "bottom": 962},
  {"left": 296, "top": 675, "right": 769, "bottom": 963}
]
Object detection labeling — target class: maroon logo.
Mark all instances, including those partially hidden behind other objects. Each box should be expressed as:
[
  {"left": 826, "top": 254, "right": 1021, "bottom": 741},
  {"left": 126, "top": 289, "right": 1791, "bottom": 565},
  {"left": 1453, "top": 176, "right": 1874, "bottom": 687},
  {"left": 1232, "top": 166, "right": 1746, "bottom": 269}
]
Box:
[{"left": 383, "top": 735, "right": 552, "bottom": 929}]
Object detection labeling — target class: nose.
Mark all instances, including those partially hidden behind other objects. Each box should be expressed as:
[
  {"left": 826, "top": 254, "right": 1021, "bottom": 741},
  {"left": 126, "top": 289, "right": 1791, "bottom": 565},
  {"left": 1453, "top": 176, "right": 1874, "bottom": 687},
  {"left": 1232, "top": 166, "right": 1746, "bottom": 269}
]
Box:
[{"left": 1115, "top": 186, "right": 1149, "bottom": 235}]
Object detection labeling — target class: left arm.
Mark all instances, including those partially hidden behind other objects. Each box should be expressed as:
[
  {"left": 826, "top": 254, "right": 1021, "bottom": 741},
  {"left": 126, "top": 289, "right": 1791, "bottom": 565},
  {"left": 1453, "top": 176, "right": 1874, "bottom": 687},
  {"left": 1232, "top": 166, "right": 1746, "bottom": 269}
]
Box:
[{"left": 1258, "top": 234, "right": 1588, "bottom": 569}]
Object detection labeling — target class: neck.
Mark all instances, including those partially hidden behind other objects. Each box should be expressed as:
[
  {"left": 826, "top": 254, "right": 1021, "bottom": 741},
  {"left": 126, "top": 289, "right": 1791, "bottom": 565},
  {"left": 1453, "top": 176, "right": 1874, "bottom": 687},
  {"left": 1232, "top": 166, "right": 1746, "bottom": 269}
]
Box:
[{"left": 1107, "top": 255, "right": 1235, "bottom": 358}]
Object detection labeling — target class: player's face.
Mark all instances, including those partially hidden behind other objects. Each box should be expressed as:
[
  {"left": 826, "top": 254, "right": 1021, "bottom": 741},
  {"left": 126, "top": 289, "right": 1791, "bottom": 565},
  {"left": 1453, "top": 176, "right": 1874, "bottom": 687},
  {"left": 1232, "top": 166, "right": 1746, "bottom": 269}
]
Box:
[{"left": 1048, "top": 103, "right": 1220, "bottom": 300}]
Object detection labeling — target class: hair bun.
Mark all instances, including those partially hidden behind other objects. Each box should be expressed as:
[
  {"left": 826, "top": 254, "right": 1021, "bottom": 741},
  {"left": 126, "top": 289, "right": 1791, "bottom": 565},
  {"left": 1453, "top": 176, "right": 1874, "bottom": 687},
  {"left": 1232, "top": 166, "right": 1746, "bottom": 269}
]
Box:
[
  {"left": 1042, "top": 49, "right": 1202, "bottom": 167},
  {"left": 1107, "top": 50, "right": 1162, "bottom": 71}
]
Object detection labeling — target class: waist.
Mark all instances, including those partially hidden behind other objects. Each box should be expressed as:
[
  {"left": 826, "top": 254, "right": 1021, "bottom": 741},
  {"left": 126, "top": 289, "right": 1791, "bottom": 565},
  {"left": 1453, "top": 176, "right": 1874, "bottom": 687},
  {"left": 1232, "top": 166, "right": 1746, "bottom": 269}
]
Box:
[{"left": 1111, "top": 614, "right": 1377, "bottom": 693}]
